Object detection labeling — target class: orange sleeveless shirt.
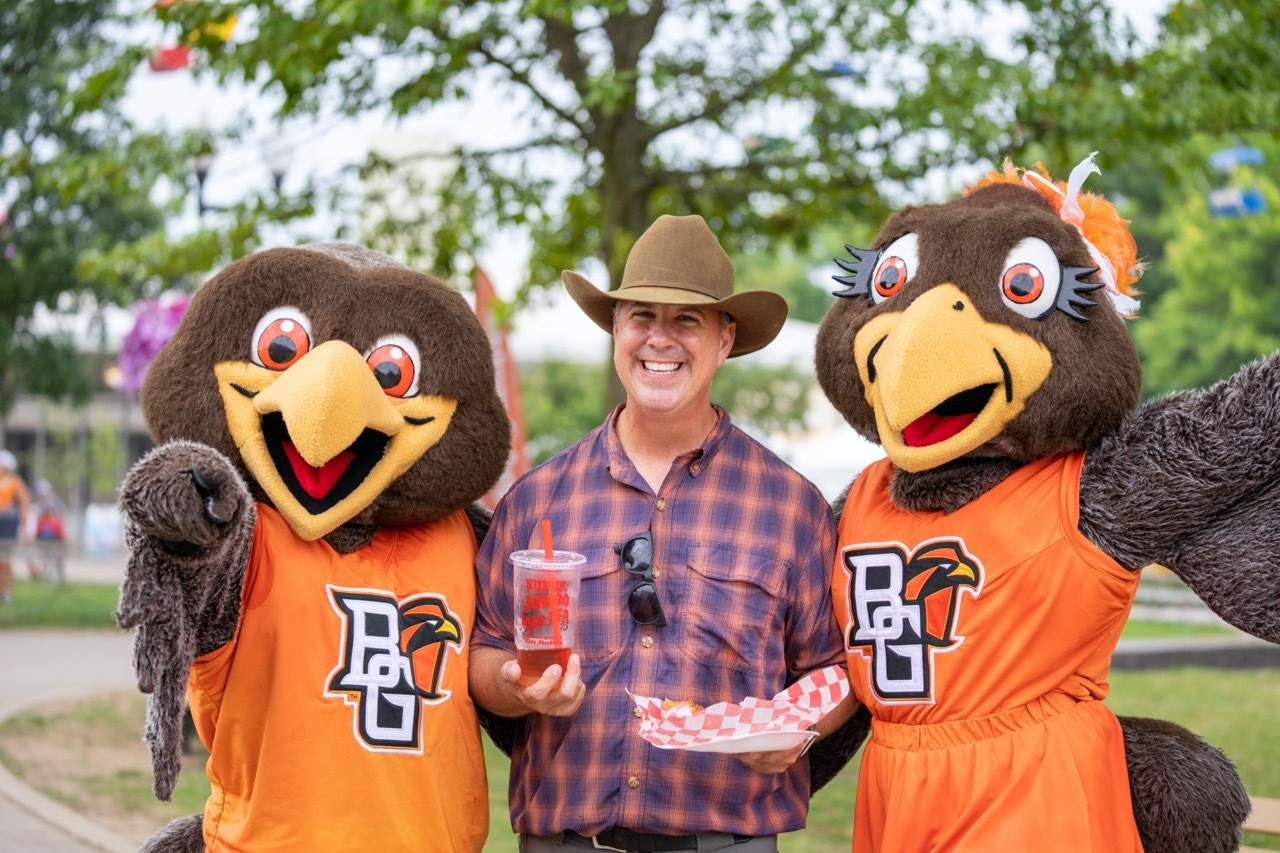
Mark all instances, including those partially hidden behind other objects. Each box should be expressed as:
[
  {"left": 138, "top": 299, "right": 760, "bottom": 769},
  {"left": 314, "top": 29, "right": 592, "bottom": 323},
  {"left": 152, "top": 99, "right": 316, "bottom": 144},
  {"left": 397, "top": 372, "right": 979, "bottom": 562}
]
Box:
[
  {"left": 188, "top": 503, "right": 488, "bottom": 852},
  {"left": 832, "top": 454, "right": 1143, "bottom": 852}
]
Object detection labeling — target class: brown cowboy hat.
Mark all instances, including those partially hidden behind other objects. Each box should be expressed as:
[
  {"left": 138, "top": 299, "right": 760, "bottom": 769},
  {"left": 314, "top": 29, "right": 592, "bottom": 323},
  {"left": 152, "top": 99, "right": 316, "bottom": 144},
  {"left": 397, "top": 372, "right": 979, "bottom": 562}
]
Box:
[{"left": 563, "top": 214, "right": 788, "bottom": 357}]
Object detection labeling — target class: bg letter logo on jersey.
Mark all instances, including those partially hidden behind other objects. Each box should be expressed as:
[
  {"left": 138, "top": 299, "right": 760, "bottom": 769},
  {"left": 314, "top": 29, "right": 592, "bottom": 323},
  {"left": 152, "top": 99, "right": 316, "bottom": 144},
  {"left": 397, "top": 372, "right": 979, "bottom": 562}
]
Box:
[
  {"left": 326, "top": 587, "right": 464, "bottom": 751},
  {"left": 842, "top": 539, "right": 983, "bottom": 702}
]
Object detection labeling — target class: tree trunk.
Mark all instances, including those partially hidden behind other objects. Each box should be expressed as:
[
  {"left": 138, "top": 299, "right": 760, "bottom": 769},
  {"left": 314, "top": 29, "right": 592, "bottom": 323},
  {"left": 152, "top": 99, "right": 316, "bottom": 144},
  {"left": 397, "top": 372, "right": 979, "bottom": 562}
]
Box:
[{"left": 598, "top": 104, "right": 653, "bottom": 410}]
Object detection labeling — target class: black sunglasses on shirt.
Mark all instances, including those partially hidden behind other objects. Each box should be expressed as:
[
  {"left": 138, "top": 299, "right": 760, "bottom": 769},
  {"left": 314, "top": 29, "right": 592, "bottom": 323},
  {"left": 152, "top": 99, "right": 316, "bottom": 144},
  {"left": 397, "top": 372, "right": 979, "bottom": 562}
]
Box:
[{"left": 616, "top": 531, "right": 667, "bottom": 627}]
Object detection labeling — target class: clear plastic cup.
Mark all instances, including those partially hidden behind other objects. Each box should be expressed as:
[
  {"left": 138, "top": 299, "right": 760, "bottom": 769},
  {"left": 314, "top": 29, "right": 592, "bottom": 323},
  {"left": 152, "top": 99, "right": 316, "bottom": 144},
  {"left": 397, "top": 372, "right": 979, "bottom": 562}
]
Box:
[{"left": 512, "top": 549, "right": 586, "bottom": 686}]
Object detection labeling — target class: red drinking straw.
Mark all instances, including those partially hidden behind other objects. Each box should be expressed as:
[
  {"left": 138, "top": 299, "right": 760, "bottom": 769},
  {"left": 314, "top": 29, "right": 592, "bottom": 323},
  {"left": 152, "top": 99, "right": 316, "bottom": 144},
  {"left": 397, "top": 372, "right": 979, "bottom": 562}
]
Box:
[{"left": 541, "top": 518, "right": 564, "bottom": 648}]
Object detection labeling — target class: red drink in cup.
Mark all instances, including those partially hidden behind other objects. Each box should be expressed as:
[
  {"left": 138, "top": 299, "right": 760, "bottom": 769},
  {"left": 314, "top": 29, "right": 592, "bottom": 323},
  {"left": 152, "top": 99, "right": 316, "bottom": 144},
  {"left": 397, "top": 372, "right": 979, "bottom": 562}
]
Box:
[{"left": 512, "top": 548, "right": 585, "bottom": 687}]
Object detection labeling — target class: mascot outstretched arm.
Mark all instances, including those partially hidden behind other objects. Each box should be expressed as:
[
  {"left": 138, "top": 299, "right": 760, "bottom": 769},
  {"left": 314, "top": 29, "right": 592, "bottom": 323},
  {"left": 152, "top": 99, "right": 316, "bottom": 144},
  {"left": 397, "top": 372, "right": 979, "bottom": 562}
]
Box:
[
  {"left": 814, "top": 156, "right": 1272, "bottom": 852},
  {"left": 115, "top": 244, "right": 511, "bottom": 852}
]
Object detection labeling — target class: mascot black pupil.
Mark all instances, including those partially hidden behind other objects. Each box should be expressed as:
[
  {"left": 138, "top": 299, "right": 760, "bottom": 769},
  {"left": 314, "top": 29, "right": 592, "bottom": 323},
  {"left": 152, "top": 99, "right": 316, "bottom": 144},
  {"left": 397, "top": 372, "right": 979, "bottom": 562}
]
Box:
[
  {"left": 268, "top": 336, "right": 296, "bottom": 364},
  {"left": 879, "top": 267, "right": 901, "bottom": 289},
  {"left": 374, "top": 361, "right": 402, "bottom": 389},
  {"left": 1008, "top": 271, "right": 1036, "bottom": 297}
]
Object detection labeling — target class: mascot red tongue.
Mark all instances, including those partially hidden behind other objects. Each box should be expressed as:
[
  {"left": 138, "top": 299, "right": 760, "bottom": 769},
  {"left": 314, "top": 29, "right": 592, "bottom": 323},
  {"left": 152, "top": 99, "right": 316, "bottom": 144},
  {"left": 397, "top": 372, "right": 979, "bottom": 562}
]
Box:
[
  {"left": 814, "top": 154, "right": 1280, "bottom": 853},
  {"left": 902, "top": 410, "right": 977, "bottom": 447},
  {"left": 114, "top": 243, "right": 511, "bottom": 853},
  {"left": 282, "top": 442, "right": 355, "bottom": 498}
]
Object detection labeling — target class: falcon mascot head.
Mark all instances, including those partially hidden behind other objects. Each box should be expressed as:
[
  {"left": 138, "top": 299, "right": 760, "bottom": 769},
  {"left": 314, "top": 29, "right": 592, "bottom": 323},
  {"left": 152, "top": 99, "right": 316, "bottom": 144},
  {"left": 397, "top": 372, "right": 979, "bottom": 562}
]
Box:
[
  {"left": 141, "top": 243, "right": 510, "bottom": 540},
  {"left": 817, "top": 155, "right": 1142, "bottom": 489}
]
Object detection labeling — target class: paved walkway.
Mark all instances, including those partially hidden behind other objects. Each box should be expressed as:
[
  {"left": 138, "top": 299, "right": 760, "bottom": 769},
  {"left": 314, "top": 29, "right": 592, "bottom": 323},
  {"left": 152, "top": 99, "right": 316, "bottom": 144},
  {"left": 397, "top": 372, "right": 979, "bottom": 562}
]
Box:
[
  {"left": 1, "top": 554, "right": 137, "bottom": 852},
  {"left": 0, "top": 628, "right": 137, "bottom": 853}
]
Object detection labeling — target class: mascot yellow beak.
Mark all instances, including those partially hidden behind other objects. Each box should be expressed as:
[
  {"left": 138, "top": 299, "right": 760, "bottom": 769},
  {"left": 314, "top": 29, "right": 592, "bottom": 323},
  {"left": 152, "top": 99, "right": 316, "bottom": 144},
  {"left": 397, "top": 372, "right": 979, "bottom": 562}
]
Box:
[
  {"left": 214, "top": 341, "right": 457, "bottom": 540},
  {"left": 853, "top": 284, "right": 1052, "bottom": 472}
]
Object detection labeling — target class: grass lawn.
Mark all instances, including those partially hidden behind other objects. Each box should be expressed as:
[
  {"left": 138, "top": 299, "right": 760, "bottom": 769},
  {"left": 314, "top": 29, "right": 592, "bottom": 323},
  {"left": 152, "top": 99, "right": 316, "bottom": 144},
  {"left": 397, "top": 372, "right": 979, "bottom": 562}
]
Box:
[
  {"left": 0, "top": 579, "right": 120, "bottom": 628},
  {"left": 2, "top": 668, "right": 1276, "bottom": 851},
  {"left": 1119, "top": 619, "right": 1234, "bottom": 639}
]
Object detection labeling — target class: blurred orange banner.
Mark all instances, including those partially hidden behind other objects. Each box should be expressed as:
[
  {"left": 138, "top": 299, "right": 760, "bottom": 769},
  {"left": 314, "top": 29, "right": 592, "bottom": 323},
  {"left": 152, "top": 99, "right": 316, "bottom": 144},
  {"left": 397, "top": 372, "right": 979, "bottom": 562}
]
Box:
[{"left": 474, "top": 265, "right": 529, "bottom": 508}]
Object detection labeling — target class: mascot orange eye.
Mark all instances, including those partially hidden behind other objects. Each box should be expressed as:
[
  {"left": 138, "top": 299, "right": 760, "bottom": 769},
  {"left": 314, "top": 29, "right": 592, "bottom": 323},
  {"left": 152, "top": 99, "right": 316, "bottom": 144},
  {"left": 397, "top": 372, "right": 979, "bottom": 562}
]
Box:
[
  {"left": 1001, "top": 263, "right": 1044, "bottom": 304},
  {"left": 870, "top": 233, "right": 919, "bottom": 304},
  {"left": 874, "top": 257, "right": 909, "bottom": 298},
  {"left": 999, "top": 237, "right": 1062, "bottom": 319},
  {"left": 366, "top": 336, "right": 421, "bottom": 397},
  {"left": 251, "top": 308, "right": 313, "bottom": 370}
]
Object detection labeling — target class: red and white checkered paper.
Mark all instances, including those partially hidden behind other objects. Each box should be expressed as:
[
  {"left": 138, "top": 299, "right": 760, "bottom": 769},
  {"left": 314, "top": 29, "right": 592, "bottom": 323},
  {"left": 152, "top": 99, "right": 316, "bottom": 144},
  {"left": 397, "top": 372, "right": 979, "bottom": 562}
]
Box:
[{"left": 628, "top": 665, "right": 849, "bottom": 751}]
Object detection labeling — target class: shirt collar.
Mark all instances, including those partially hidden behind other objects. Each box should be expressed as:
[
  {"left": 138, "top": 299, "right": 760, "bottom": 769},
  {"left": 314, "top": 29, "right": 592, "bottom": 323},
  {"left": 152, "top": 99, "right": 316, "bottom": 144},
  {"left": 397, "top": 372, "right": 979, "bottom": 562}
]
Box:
[{"left": 604, "top": 404, "right": 731, "bottom": 487}]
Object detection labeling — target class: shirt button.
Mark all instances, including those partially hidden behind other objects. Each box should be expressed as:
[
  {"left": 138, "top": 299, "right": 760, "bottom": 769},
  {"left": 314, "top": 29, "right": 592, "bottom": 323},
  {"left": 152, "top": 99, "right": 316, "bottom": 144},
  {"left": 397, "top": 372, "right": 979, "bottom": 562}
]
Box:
[
  {"left": 641, "top": 635, "right": 653, "bottom": 648},
  {"left": 652, "top": 565, "right": 661, "bottom": 578},
  {"left": 633, "top": 706, "right": 643, "bottom": 718},
  {"left": 627, "top": 775, "right": 640, "bottom": 789},
  {"left": 691, "top": 462, "right": 702, "bottom": 473},
  {"left": 656, "top": 498, "right": 667, "bottom": 511}
]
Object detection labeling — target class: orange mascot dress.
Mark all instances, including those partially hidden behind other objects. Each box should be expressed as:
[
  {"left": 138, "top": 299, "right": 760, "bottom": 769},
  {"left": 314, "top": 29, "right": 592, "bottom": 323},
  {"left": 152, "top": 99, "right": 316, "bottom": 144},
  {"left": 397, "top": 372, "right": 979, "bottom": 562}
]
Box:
[
  {"left": 188, "top": 505, "right": 487, "bottom": 851},
  {"left": 833, "top": 454, "right": 1143, "bottom": 852}
]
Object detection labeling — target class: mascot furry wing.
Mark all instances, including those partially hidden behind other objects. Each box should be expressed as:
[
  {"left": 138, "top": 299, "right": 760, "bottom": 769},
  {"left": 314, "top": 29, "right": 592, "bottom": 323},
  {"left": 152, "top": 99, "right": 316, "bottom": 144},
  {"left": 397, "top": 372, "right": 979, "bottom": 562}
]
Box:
[
  {"left": 814, "top": 156, "right": 1277, "bottom": 852},
  {"left": 115, "top": 244, "right": 510, "bottom": 852}
]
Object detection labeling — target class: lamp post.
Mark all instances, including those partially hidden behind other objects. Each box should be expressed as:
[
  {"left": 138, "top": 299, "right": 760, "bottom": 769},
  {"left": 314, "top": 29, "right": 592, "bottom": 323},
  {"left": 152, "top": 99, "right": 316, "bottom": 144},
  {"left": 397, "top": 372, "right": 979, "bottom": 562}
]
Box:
[
  {"left": 262, "top": 141, "right": 291, "bottom": 195},
  {"left": 193, "top": 148, "right": 223, "bottom": 217},
  {"left": 193, "top": 141, "right": 292, "bottom": 216}
]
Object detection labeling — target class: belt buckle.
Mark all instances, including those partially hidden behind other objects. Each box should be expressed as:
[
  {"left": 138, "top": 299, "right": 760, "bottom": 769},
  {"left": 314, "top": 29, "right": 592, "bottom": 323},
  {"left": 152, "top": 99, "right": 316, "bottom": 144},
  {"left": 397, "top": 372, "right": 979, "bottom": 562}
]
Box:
[{"left": 590, "top": 836, "right": 627, "bottom": 853}]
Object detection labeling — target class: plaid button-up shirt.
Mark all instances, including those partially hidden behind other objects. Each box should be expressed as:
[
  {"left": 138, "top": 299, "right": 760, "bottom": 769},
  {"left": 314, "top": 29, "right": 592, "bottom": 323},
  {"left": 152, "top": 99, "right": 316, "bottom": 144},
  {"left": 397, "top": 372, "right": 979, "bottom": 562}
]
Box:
[{"left": 474, "top": 405, "right": 841, "bottom": 838}]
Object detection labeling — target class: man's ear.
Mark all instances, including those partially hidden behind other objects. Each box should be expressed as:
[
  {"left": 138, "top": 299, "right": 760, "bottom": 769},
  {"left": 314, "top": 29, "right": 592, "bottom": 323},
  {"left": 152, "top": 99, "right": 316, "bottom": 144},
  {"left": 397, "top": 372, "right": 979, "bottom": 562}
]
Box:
[{"left": 719, "top": 318, "right": 737, "bottom": 364}]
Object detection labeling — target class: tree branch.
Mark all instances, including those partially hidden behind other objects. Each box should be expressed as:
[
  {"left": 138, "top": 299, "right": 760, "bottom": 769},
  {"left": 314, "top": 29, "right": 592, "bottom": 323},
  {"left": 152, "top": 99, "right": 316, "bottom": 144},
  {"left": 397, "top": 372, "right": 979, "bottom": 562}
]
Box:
[
  {"left": 644, "top": 0, "right": 854, "bottom": 142},
  {"left": 540, "top": 14, "right": 592, "bottom": 102},
  {"left": 472, "top": 39, "right": 589, "bottom": 136},
  {"left": 603, "top": 0, "right": 666, "bottom": 72},
  {"left": 380, "top": 134, "right": 576, "bottom": 167}
]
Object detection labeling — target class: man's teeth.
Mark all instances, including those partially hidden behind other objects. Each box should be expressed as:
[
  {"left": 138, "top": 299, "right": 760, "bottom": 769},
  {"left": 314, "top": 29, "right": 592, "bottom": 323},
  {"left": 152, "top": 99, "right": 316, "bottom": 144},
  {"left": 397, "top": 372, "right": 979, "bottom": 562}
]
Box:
[{"left": 643, "top": 361, "right": 680, "bottom": 373}]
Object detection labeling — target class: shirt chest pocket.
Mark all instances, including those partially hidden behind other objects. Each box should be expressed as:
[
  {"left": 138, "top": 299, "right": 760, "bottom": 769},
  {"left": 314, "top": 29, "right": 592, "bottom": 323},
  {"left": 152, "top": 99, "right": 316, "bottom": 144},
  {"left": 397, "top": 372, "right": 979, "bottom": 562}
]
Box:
[
  {"left": 574, "top": 546, "right": 628, "bottom": 666},
  {"left": 678, "top": 544, "right": 785, "bottom": 674}
]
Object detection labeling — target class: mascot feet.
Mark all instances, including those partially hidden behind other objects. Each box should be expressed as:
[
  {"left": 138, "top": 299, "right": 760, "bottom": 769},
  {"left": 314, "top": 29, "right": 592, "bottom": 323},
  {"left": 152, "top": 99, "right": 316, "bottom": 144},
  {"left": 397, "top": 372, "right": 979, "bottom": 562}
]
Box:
[
  {"left": 140, "top": 814, "right": 204, "bottom": 853},
  {"left": 1121, "top": 715, "right": 1250, "bottom": 853}
]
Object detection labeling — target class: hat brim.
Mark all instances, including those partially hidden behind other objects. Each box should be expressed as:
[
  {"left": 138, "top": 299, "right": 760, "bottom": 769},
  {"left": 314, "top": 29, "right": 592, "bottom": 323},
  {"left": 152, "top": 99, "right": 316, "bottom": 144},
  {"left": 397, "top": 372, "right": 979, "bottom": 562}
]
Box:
[{"left": 562, "top": 271, "right": 787, "bottom": 358}]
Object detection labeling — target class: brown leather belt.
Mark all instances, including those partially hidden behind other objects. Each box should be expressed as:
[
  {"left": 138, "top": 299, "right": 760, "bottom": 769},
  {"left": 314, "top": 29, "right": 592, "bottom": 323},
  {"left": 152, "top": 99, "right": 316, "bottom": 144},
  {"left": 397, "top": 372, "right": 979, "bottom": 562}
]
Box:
[{"left": 564, "top": 828, "right": 751, "bottom": 852}]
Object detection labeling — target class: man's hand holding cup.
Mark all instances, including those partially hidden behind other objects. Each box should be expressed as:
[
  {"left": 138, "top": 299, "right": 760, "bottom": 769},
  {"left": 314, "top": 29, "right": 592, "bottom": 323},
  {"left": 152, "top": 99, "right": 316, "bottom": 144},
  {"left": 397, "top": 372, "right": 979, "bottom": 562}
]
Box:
[{"left": 500, "top": 652, "right": 586, "bottom": 716}]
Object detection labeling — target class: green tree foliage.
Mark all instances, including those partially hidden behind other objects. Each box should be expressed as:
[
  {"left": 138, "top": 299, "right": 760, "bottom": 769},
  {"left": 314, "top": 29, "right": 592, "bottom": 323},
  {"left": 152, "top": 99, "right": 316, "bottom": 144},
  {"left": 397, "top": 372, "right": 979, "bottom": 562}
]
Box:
[
  {"left": 0, "top": 0, "right": 312, "bottom": 417},
  {"left": 519, "top": 358, "right": 608, "bottom": 464},
  {"left": 1131, "top": 137, "right": 1280, "bottom": 396},
  {"left": 169, "top": 0, "right": 1127, "bottom": 298},
  {"left": 733, "top": 220, "right": 880, "bottom": 324},
  {"left": 711, "top": 362, "right": 814, "bottom": 438},
  {"left": 146, "top": 0, "right": 1156, "bottom": 430},
  {"left": 1009, "top": 0, "right": 1280, "bottom": 174}
]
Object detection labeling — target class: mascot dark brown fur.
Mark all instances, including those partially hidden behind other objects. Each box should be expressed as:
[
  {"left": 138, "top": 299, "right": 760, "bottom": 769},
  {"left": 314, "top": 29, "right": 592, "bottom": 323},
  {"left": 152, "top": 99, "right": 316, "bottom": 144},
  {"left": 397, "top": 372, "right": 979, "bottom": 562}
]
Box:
[
  {"left": 814, "top": 158, "right": 1275, "bottom": 852},
  {"left": 116, "top": 244, "right": 510, "bottom": 851}
]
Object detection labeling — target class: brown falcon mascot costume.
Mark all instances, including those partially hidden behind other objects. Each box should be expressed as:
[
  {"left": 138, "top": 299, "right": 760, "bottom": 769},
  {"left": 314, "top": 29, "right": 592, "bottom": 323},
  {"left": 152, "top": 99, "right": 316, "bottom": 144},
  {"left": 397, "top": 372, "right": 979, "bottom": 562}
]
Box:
[
  {"left": 814, "top": 155, "right": 1277, "bottom": 851},
  {"left": 115, "top": 244, "right": 510, "bottom": 851}
]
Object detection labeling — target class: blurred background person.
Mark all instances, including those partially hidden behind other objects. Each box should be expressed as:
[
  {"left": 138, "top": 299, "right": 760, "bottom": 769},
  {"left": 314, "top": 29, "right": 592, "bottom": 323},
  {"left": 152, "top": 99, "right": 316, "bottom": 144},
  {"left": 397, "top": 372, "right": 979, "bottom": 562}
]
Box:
[
  {"left": 29, "top": 479, "right": 67, "bottom": 583},
  {"left": 0, "top": 450, "right": 31, "bottom": 603}
]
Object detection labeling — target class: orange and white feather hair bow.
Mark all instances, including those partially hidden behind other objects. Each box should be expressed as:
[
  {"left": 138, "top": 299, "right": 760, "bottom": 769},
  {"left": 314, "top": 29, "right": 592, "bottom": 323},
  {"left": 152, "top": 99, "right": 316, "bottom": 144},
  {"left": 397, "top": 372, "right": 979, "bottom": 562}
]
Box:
[{"left": 970, "top": 152, "right": 1143, "bottom": 317}]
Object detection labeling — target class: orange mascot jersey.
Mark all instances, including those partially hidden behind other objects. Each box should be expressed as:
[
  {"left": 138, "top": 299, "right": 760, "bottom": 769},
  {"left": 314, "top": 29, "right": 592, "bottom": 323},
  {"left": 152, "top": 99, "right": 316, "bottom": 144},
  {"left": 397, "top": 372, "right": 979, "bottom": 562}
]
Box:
[
  {"left": 188, "top": 503, "right": 488, "bottom": 852},
  {"left": 832, "top": 454, "right": 1143, "bottom": 852}
]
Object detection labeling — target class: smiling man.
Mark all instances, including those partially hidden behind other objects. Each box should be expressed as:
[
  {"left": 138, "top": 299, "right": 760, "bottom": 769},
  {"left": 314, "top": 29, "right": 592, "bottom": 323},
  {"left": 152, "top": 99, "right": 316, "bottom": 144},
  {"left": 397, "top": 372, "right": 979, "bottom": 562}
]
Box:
[{"left": 470, "top": 214, "right": 856, "bottom": 852}]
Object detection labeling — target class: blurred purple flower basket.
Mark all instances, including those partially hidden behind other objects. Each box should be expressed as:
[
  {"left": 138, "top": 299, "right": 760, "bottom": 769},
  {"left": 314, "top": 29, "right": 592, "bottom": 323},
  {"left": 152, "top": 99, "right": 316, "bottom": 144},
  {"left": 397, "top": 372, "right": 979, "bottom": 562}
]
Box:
[{"left": 120, "top": 294, "right": 191, "bottom": 394}]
